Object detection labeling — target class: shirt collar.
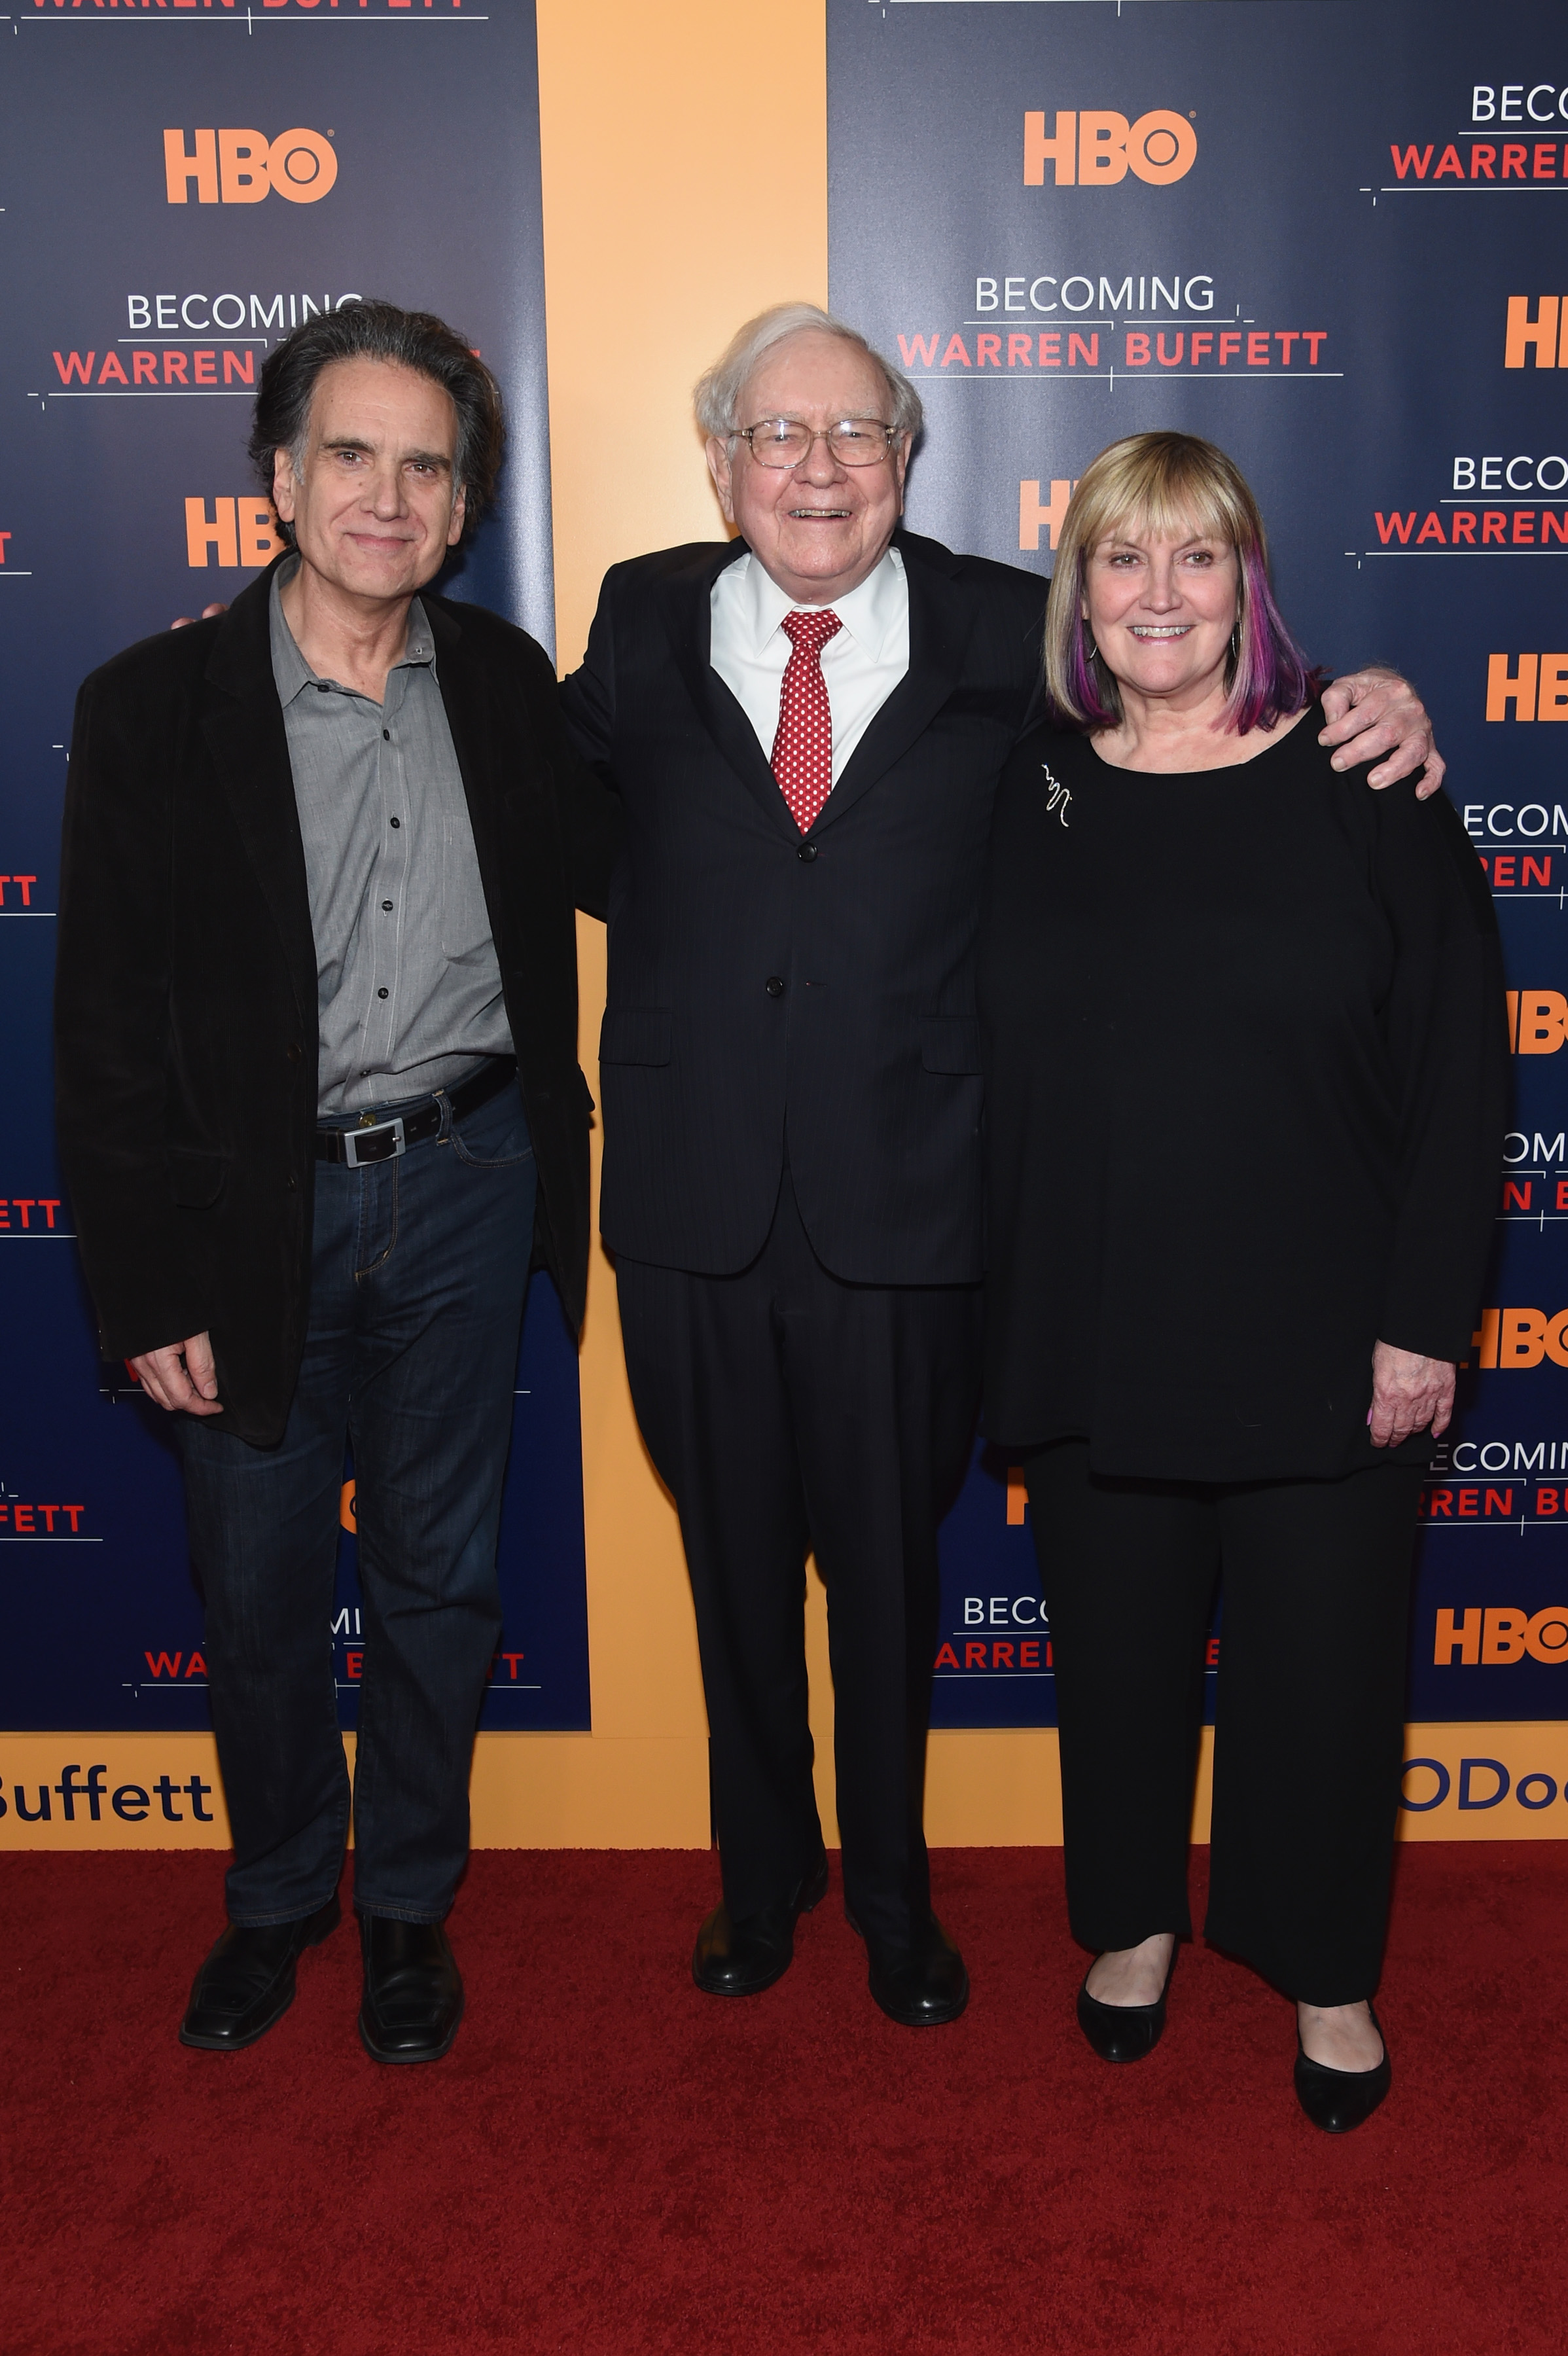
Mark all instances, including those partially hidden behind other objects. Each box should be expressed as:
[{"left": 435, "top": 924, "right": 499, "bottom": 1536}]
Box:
[
  {"left": 733, "top": 543, "right": 906, "bottom": 662},
  {"left": 268, "top": 553, "right": 437, "bottom": 705}
]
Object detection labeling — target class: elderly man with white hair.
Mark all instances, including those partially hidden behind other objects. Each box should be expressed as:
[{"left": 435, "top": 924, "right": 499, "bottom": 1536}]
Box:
[{"left": 560, "top": 302, "right": 1440, "bottom": 2026}]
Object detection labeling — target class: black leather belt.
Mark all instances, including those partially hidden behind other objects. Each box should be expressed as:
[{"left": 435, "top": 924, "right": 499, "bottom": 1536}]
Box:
[{"left": 315, "top": 1057, "right": 518, "bottom": 1168}]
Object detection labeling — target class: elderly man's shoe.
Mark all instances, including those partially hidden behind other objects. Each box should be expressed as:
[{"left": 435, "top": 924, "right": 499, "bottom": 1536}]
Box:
[
  {"left": 179, "top": 1896, "right": 341, "bottom": 2052},
  {"left": 692, "top": 1848, "right": 830, "bottom": 1997},
  {"left": 864, "top": 1913, "right": 969, "bottom": 2027},
  {"left": 358, "top": 1915, "right": 465, "bottom": 2064},
  {"left": 1294, "top": 2005, "right": 1391, "bottom": 2133}
]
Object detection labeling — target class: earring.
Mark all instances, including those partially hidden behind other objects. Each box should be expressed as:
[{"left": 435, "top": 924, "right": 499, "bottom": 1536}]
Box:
[
  {"left": 1228, "top": 625, "right": 1239, "bottom": 662},
  {"left": 1082, "top": 628, "right": 1100, "bottom": 664}
]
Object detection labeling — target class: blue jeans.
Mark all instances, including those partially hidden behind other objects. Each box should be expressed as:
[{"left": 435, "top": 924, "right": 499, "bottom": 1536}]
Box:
[{"left": 178, "top": 1077, "right": 536, "bottom": 1925}]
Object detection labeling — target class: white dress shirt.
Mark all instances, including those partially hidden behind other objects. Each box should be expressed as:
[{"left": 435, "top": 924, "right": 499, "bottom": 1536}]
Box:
[{"left": 709, "top": 545, "right": 910, "bottom": 783}]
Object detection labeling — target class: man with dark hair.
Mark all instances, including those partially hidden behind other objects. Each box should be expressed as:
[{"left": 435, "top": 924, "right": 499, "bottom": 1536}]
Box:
[{"left": 56, "top": 302, "right": 618, "bottom": 2063}]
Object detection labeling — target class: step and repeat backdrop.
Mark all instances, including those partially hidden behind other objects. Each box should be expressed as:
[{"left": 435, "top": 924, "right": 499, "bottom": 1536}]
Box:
[
  {"left": 0, "top": 0, "right": 592, "bottom": 1828},
  {"left": 833, "top": 0, "right": 1568, "bottom": 1815},
  {"left": 2, "top": 0, "right": 1563, "bottom": 1846}
]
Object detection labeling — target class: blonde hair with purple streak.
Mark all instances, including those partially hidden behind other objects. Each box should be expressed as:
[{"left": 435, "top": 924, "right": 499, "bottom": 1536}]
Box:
[{"left": 1042, "top": 431, "right": 1318, "bottom": 735}]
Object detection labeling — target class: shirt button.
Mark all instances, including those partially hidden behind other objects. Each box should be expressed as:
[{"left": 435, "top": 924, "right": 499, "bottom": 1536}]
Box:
[
  {"left": 797, "top": 844, "right": 819, "bottom": 863},
  {"left": 382, "top": 901, "right": 393, "bottom": 912},
  {"left": 382, "top": 730, "right": 391, "bottom": 741},
  {"left": 389, "top": 817, "right": 401, "bottom": 829},
  {"left": 377, "top": 987, "right": 389, "bottom": 1000},
  {"left": 765, "top": 976, "right": 786, "bottom": 997}
]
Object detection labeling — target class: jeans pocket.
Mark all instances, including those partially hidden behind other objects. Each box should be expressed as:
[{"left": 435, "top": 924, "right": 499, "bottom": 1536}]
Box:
[{"left": 447, "top": 1097, "right": 534, "bottom": 1171}]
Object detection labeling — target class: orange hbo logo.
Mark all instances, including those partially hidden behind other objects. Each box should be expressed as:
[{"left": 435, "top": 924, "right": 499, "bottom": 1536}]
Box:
[
  {"left": 1462, "top": 1309, "right": 1568, "bottom": 1370},
  {"left": 1504, "top": 297, "right": 1568, "bottom": 368},
  {"left": 1024, "top": 108, "right": 1197, "bottom": 188},
  {"left": 1505, "top": 991, "right": 1568, "bottom": 1053},
  {"left": 1019, "top": 478, "right": 1080, "bottom": 553},
  {"left": 164, "top": 128, "right": 337, "bottom": 207},
  {"left": 1486, "top": 654, "right": 1568, "bottom": 720},
  {"left": 185, "top": 497, "right": 284, "bottom": 571},
  {"left": 1433, "top": 1607, "right": 1568, "bottom": 1666}
]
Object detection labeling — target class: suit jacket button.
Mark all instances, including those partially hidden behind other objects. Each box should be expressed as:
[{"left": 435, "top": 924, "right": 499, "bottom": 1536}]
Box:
[
  {"left": 765, "top": 975, "right": 786, "bottom": 997},
  {"left": 797, "top": 843, "right": 818, "bottom": 863},
  {"left": 286, "top": 1043, "right": 302, "bottom": 1063}
]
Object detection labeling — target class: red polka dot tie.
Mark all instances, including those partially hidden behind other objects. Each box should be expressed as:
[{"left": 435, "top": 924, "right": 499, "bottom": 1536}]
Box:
[{"left": 772, "top": 608, "right": 842, "bottom": 833}]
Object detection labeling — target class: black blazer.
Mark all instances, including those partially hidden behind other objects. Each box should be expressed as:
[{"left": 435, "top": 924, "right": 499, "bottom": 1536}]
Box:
[
  {"left": 55, "top": 559, "right": 620, "bottom": 1446},
  {"left": 560, "top": 529, "right": 1047, "bottom": 1284}
]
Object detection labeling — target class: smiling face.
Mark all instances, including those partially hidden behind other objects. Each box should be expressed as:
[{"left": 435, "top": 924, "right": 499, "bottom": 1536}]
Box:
[
  {"left": 705, "top": 329, "right": 909, "bottom": 605},
  {"left": 270, "top": 356, "right": 467, "bottom": 608},
  {"left": 1081, "top": 516, "right": 1240, "bottom": 709}
]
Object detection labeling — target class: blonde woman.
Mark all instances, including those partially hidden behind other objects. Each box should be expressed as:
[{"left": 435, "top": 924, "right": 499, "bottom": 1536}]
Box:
[{"left": 979, "top": 433, "right": 1506, "bottom": 2129}]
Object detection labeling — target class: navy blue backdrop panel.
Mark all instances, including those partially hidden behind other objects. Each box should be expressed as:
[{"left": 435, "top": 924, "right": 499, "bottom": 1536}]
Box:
[
  {"left": 830, "top": 0, "right": 1568, "bottom": 1732},
  {"left": 0, "top": 0, "right": 592, "bottom": 1735}
]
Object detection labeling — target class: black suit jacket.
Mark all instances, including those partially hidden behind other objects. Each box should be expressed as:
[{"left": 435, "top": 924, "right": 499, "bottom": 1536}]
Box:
[
  {"left": 55, "top": 559, "right": 620, "bottom": 1446},
  {"left": 560, "top": 528, "right": 1047, "bottom": 1284}
]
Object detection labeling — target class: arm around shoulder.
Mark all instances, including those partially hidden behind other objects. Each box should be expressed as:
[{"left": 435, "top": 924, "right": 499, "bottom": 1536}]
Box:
[
  {"left": 1319, "top": 668, "right": 1444, "bottom": 795},
  {"left": 557, "top": 564, "right": 618, "bottom": 779},
  {"left": 512, "top": 624, "right": 622, "bottom": 921}
]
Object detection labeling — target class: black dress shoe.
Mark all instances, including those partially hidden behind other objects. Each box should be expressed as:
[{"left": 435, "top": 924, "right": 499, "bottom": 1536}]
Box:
[
  {"left": 692, "top": 1848, "right": 829, "bottom": 1997},
  {"left": 358, "top": 1916, "right": 465, "bottom": 2064},
  {"left": 179, "top": 1896, "right": 341, "bottom": 2052},
  {"left": 864, "top": 1913, "right": 969, "bottom": 2027},
  {"left": 1076, "top": 1944, "right": 1177, "bottom": 2063},
  {"left": 1294, "top": 2003, "right": 1391, "bottom": 2133}
]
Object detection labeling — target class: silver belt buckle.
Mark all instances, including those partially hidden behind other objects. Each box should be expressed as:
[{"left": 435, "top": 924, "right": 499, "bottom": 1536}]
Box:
[{"left": 340, "top": 1115, "right": 406, "bottom": 1168}]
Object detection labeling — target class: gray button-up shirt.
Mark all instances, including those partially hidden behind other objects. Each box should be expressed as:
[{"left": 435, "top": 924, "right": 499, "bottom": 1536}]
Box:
[{"left": 270, "top": 560, "right": 514, "bottom": 1116}]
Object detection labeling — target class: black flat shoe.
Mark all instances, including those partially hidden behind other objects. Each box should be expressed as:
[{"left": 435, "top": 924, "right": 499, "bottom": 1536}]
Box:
[
  {"left": 1294, "top": 2003, "right": 1391, "bottom": 2133},
  {"left": 692, "top": 1848, "right": 829, "bottom": 1997},
  {"left": 179, "top": 1896, "right": 341, "bottom": 2052},
  {"left": 358, "top": 1915, "right": 465, "bottom": 2064},
  {"left": 1076, "top": 1944, "right": 1177, "bottom": 2063},
  {"left": 863, "top": 1913, "right": 969, "bottom": 2027}
]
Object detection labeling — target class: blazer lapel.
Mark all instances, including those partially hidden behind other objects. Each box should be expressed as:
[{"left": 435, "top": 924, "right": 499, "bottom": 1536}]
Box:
[
  {"left": 200, "top": 563, "right": 317, "bottom": 1030},
  {"left": 660, "top": 544, "right": 801, "bottom": 842},
  {"left": 810, "top": 535, "right": 979, "bottom": 838},
  {"left": 656, "top": 533, "right": 980, "bottom": 842},
  {"left": 424, "top": 598, "right": 520, "bottom": 925}
]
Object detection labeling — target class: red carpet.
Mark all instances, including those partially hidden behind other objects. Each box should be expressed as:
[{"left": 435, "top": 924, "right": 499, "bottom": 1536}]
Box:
[{"left": 1, "top": 1844, "right": 1564, "bottom": 2355}]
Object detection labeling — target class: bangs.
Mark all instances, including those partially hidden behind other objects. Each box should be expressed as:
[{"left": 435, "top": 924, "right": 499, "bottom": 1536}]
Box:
[{"left": 1088, "top": 459, "right": 1254, "bottom": 562}]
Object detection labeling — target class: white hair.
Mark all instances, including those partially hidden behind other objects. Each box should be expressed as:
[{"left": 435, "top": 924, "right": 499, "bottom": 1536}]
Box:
[{"left": 693, "top": 301, "right": 923, "bottom": 442}]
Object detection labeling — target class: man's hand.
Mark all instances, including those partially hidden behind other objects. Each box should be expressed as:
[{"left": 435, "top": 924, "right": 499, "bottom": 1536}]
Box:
[
  {"left": 1368, "top": 1340, "right": 1454, "bottom": 1448},
  {"left": 129, "top": 1332, "right": 223, "bottom": 1416},
  {"left": 1319, "top": 668, "right": 1444, "bottom": 798},
  {"left": 171, "top": 603, "right": 229, "bottom": 631}
]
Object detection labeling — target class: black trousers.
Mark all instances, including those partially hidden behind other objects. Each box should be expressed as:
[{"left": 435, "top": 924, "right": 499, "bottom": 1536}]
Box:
[
  {"left": 1024, "top": 1442, "right": 1423, "bottom": 2007},
  {"left": 616, "top": 1172, "right": 983, "bottom": 1955}
]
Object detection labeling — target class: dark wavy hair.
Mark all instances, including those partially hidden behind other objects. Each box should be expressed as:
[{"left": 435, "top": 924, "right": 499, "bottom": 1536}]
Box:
[{"left": 247, "top": 298, "right": 505, "bottom": 546}]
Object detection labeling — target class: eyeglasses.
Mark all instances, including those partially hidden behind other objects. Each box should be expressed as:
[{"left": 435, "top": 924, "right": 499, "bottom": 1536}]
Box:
[{"left": 733, "top": 418, "right": 900, "bottom": 469}]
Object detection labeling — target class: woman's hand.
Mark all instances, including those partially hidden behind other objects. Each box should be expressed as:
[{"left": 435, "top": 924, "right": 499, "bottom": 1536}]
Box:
[{"left": 1369, "top": 1341, "right": 1455, "bottom": 1447}]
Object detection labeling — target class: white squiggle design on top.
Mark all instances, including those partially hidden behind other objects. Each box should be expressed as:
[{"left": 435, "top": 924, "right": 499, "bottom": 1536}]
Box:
[{"left": 1041, "top": 763, "right": 1072, "bottom": 827}]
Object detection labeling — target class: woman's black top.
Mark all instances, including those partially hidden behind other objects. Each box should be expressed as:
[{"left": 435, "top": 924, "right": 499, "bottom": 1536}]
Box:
[{"left": 978, "top": 704, "right": 1509, "bottom": 1481}]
